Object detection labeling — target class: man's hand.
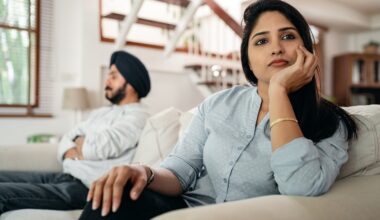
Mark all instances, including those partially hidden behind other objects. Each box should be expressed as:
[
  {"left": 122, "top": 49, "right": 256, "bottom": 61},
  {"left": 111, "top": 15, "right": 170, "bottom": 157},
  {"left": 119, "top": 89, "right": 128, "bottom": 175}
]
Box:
[
  {"left": 74, "top": 136, "right": 85, "bottom": 159},
  {"left": 63, "top": 136, "right": 85, "bottom": 160},
  {"left": 63, "top": 147, "right": 81, "bottom": 160}
]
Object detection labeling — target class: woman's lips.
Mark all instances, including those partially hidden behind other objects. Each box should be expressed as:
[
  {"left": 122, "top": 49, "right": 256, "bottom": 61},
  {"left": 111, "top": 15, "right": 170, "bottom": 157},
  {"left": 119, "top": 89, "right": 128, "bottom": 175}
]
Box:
[{"left": 269, "top": 59, "right": 288, "bottom": 67}]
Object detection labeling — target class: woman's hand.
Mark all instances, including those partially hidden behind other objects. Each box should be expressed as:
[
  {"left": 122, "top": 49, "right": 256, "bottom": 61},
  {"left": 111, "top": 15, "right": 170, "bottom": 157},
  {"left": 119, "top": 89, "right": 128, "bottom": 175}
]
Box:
[
  {"left": 269, "top": 45, "right": 318, "bottom": 94},
  {"left": 87, "top": 164, "right": 150, "bottom": 216}
]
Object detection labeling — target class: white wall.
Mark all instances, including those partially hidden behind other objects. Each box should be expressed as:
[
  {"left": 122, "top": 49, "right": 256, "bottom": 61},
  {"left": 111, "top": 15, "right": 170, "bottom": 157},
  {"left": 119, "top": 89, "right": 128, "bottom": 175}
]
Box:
[
  {"left": 323, "top": 31, "right": 352, "bottom": 96},
  {"left": 0, "top": 0, "right": 208, "bottom": 145},
  {"left": 347, "top": 30, "right": 380, "bottom": 52}
]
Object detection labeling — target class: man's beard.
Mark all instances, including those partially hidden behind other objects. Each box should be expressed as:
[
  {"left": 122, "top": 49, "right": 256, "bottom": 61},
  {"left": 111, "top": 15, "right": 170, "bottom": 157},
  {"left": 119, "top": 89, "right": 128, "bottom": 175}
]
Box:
[{"left": 105, "top": 83, "right": 127, "bottom": 104}]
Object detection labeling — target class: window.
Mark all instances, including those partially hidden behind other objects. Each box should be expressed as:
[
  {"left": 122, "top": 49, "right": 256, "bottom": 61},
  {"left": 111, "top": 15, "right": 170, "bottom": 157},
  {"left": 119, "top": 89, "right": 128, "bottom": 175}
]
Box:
[
  {"left": 0, "top": 0, "right": 39, "bottom": 107},
  {"left": 0, "top": 0, "right": 53, "bottom": 117}
]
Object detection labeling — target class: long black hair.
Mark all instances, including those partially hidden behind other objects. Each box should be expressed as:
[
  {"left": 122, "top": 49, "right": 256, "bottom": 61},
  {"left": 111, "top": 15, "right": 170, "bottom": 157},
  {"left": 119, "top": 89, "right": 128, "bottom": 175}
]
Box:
[{"left": 240, "top": 0, "right": 357, "bottom": 142}]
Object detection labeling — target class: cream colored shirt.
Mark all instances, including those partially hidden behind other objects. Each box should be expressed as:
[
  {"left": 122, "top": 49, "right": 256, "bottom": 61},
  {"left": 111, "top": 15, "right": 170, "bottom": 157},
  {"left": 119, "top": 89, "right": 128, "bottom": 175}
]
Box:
[{"left": 58, "top": 103, "right": 149, "bottom": 187}]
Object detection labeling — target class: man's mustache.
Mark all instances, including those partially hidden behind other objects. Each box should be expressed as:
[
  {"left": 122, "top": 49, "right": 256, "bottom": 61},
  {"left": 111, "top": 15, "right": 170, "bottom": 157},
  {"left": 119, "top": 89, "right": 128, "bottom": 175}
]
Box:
[{"left": 105, "top": 86, "right": 112, "bottom": 91}]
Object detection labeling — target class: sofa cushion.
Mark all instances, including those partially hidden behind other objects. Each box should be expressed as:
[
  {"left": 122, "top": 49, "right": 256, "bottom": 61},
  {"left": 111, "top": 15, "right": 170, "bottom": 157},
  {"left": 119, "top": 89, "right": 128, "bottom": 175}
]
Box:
[
  {"left": 0, "top": 209, "right": 81, "bottom": 220},
  {"left": 338, "top": 105, "right": 380, "bottom": 179},
  {"left": 178, "top": 111, "right": 194, "bottom": 138},
  {"left": 0, "top": 143, "right": 61, "bottom": 172},
  {"left": 132, "top": 107, "right": 182, "bottom": 167}
]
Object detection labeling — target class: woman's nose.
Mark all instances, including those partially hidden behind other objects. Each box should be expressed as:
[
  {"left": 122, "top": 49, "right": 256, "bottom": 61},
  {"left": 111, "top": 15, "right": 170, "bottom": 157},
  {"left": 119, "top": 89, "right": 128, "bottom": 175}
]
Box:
[{"left": 271, "top": 40, "right": 283, "bottom": 55}]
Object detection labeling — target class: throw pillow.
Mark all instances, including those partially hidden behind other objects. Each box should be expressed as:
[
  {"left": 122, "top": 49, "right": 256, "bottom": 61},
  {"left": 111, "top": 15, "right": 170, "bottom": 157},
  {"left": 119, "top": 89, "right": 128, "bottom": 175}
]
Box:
[{"left": 132, "top": 107, "right": 182, "bottom": 167}]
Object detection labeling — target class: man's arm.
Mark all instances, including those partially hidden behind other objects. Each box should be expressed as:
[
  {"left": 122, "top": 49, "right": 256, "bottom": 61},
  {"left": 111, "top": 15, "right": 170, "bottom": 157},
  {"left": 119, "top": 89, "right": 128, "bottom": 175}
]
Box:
[
  {"left": 81, "top": 111, "right": 149, "bottom": 161},
  {"left": 58, "top": 108, "right": 104, "bottom": 162},
  {"left": 63, "top": 136, "right": 85, "bottom": 160},
  {"left": 57, "top": 113, "right": 96, "bottom": 162}
]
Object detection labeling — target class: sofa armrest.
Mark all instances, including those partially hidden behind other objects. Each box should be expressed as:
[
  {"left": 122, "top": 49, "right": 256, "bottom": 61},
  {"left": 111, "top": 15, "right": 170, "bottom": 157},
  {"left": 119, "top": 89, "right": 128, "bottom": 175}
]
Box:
[
  {"left": 0, "top": 143, "right": 62, "bottom": 172},
  {"left": 154, "top": 175, "right": 380, "bottom": 220}
]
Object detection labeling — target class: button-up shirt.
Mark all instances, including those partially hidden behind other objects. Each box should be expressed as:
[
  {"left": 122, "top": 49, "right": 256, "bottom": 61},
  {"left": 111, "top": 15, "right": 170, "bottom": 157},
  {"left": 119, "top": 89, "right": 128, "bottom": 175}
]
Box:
[
  {"left": 161, "top": 86, "right": 349, "bottom": 207},
  {"left": 58, "top": 103, "right": 150, "bottom": 187}
]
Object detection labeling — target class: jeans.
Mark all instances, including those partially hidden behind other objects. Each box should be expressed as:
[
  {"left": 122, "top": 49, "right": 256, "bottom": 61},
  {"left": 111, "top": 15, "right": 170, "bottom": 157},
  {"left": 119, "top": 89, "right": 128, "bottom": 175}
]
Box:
[
  {"left": 0, "top": 171, "right": 88, "bottom": 214},
  {"left": 79, "top": 183, "right": 188, "bottom": 220}
]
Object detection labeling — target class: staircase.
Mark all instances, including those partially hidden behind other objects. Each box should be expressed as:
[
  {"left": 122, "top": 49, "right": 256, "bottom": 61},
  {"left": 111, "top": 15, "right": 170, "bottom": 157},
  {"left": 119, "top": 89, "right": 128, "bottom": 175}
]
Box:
[{"left": 100, "top": 0, "right": 246, "bottom": 94}]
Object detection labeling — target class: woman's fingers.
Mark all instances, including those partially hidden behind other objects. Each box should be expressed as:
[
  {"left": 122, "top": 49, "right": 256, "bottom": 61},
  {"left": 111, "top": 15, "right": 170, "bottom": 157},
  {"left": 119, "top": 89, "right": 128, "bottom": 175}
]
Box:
[
  {"left": 111, "top": 167, "right": 131, "bottom": 213},
  {"left": 294, "top": 46, "right": 305, "bottom": 68},
  {"left": 87, "top": 181, "right": 95, "bottom": 202},
  {"left": 91, "top": 175, "right": 108, "bottom": 210},
  {"left": 101, "top": 169, "right": 118, "bottom": 216},
  {"left": 300, "top": 46, "right": 317, "bottom": 77},
  {"left": 130, "top": 176, "right": 147, "bottom": 201}
]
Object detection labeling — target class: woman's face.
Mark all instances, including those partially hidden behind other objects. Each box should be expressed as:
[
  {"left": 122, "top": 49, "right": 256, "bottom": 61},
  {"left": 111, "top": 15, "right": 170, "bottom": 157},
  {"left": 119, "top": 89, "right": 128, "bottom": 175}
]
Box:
[{"left": 248, "top": 11, "right": 304, "bottom": 84}]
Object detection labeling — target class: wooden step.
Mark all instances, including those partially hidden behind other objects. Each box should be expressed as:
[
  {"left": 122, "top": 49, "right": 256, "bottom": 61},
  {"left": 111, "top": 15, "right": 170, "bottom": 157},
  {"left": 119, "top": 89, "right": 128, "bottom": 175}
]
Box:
[
  {"left": 102, "top": 13, "right": 176, "bottom": 30},
  {"left": 153, "top": 0, "right": 191, "bottom": 7}
]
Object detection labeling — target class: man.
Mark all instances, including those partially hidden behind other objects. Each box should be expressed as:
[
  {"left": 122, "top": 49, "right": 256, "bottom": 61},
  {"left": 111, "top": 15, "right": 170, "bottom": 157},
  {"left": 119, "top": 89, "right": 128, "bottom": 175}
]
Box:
[{"left": 0, "top": 51, "right": 151, "bottom": 214}]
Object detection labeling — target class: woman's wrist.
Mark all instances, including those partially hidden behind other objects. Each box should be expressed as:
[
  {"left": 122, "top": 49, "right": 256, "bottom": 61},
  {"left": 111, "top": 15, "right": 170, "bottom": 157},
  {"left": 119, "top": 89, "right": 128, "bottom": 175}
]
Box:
[
  {"left": 269, "top": 82, "right": 287, "bottom": 97},
  {"left": 142, "top": 165, "right": 155, "bottom": 187}
]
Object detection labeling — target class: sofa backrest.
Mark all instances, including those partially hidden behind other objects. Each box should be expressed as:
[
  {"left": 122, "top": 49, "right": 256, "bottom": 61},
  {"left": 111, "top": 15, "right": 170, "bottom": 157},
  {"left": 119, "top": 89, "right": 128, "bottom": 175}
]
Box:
[{"left": 339, "top": 105, "right": 380, "bottom": 179}]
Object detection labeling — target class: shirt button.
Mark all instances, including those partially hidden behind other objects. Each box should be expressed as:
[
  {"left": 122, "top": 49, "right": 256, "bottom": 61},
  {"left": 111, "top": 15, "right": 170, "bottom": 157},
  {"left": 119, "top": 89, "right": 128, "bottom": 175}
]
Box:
[
  {"left": 223, "top": 178, "right": 227, "bottom": 183},
  {"left": 237, "top": 146, "right": 243, "bottom": 150},
  {"left": 246, "top": 135, "right": 252, "bottom": 139},
  {"left": 229, "top": 161, "right": 233, "bottom": 166}
]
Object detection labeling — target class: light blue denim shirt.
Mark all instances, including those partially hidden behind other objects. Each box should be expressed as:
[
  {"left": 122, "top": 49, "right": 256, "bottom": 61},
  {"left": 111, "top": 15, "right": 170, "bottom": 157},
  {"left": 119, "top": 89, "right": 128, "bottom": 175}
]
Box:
[{"left": 161, "top": 85, "right": 349, "bottom": 207}]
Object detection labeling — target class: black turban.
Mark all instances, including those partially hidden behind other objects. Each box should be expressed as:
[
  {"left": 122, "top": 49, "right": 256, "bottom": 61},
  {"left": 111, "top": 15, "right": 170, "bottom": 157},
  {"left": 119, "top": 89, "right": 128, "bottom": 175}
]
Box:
[{"left": 110, "top": 51, "right": 151, "bottom": 98}]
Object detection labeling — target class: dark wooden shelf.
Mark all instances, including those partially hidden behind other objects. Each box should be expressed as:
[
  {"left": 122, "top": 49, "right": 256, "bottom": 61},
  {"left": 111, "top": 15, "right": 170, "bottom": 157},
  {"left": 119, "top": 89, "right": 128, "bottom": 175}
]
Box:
[
  {"left": 334, "top": 53, "right": 380, "bottom": 105},
  {"left": 102, "top": 13, "right": 176, "bottom": 30}
]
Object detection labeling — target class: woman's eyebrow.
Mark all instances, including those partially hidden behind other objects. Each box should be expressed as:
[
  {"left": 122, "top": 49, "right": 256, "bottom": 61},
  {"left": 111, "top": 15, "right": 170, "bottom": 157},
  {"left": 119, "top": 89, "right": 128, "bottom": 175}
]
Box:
[
  {"left": 251, "top": 27, "right": 297, "bottom": 41},
  {"left": 278, "top": 27, "right": 297, "bottom": 32},
  {"left": 251, "top": 31, "right": 268, "bottom": 40}
]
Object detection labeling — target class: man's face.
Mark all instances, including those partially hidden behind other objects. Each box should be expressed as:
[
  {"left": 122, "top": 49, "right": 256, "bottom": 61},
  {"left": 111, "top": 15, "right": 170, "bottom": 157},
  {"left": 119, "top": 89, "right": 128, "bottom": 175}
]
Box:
[{"left": 105, "top": 64, "right": 127, "bottom": 104}]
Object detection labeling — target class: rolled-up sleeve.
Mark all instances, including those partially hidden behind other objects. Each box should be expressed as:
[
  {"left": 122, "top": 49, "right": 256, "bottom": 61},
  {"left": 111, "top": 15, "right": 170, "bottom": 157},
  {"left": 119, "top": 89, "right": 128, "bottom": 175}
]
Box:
[
  {"left": 161, "top": 103, "right": 209, "bottom": 192},
  {"left": 57, "top": 124, "right": 86, "bottom": 162},
  {"left": 271, "top": 122, "right": 349, "bottom": 196}
]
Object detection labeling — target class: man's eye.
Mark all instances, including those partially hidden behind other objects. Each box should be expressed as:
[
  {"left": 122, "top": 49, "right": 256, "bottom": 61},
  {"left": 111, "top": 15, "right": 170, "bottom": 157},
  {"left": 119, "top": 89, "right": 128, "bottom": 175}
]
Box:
[
  {"left": 255, "top": 39, "right": 267, "bottom": 45},
  {"left": 282, "top": 34, "right": 295, "bottom": 40}
]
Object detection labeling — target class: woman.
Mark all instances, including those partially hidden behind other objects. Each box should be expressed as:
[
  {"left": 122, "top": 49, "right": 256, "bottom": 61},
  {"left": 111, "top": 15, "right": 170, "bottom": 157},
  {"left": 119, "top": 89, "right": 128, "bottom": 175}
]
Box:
[{"left": 80, "top": 0, "right": 357, "bottom": 219}]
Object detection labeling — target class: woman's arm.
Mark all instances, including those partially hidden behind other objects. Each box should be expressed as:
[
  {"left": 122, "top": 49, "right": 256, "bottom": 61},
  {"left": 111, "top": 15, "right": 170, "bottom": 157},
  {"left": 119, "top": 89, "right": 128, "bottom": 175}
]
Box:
[
  {"left": 268, "top": 46, "right": 317, "bottom": 151},
  {"left": 268, "top": 46, "right": 348, "bottom": 196}
]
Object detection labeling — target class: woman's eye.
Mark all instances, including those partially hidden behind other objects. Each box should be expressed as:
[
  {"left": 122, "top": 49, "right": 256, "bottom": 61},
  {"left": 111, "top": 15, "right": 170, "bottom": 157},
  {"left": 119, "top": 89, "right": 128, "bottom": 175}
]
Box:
[
  {"left": 282, "top": 34, "right": 295, "bottom": 40},
  {"left": 255, "top": 39, "right": 267, "bottom": 46}
]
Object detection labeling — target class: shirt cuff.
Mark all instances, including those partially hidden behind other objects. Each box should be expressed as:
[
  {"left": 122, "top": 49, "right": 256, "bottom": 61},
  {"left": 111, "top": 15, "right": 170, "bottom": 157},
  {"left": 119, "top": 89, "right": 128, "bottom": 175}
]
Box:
[
  {"left": 160, "top": 155, "right": 198, "bottom": 191},
  {"left": 57, "top": 138, "right": 76, "bottom": 162}
]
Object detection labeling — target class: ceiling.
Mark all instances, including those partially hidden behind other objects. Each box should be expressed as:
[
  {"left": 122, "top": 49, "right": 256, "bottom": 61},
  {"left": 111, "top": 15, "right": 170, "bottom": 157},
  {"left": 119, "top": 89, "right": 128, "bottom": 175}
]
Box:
[{"left": 330, "top": 0, "right": 380, "bottom": 15}]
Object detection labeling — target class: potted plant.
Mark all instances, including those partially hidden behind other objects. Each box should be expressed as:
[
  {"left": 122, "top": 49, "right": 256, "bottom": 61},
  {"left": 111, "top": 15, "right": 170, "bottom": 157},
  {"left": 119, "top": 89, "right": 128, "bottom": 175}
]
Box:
[{"left": 363, "top": 40, "right": 380, "bottom": 54}]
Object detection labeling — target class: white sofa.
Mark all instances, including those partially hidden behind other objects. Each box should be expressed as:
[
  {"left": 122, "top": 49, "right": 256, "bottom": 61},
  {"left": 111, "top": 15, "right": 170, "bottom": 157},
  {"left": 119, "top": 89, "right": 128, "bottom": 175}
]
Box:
[{"left": 0, "top": 105, "right": 380, "bottom": 220}]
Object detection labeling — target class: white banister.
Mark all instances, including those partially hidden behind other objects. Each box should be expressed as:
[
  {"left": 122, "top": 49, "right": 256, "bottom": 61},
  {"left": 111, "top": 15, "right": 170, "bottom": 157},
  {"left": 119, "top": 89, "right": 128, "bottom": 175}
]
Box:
[
  {"left": 164, "top": 0, "right": 203, "bottom": 57},
  {"left": 114, "top": 0, "right": 145, "bottom": 50}
]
